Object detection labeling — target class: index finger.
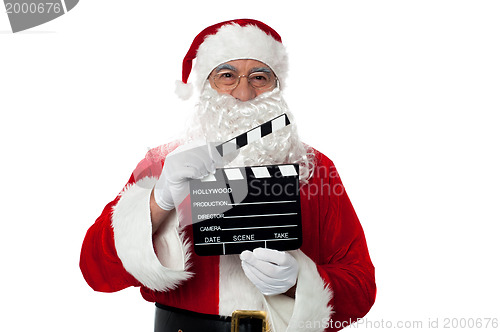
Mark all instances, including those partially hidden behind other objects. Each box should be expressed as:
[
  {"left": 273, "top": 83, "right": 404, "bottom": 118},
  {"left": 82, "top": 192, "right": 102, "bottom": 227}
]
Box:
[{"left": 252, "top": 248, "right": 288, "bottom": 266}]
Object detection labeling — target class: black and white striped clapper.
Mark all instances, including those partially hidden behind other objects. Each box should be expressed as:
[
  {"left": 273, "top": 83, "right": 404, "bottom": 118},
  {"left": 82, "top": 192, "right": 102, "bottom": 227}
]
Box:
[
  {"left": 215, "top": 113, "right": 290, "bottom": 157},
  {"left": 190, "top": 164, "right": 302, "bottom": 256}
]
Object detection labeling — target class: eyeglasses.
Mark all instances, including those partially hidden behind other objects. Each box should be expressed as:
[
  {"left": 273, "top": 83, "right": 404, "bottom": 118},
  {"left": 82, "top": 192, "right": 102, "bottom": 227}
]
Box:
[{"left": 211, "top": 70, "right": 277, "bottom": 91}]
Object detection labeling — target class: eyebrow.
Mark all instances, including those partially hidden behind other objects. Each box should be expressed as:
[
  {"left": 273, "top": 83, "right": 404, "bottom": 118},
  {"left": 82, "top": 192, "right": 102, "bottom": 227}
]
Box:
[
  {"left": 249, "top": 67, "right": 272, "bottom": 74},
  {"left": 215, "top": 64, "right": 237, "bottom": 72}
]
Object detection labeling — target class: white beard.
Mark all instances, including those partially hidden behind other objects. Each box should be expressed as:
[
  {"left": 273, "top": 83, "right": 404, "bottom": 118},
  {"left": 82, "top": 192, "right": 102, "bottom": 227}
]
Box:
[{"left": 185, "top": 85, "right": 314, "bottom": 183}]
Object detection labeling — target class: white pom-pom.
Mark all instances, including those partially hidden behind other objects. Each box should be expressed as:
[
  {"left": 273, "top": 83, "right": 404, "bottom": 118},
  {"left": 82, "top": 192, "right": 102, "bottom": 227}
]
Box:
[{"left": 175, "top": 80, "right": 193, "bottom": 100}]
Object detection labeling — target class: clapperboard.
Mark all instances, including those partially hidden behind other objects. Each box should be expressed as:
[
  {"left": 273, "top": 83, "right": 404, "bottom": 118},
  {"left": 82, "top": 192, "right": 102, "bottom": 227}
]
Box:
[
  {"left": 190, "top": 164, "right": 302, "bottom": 256},
  {"left": 189, "top": 113, "right": 302, "bottom": 256}
]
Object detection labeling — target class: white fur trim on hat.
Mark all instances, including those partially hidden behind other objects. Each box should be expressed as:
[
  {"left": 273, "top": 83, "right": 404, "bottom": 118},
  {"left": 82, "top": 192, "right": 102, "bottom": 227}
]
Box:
[
  {"left": 111, "top": 177, "right": 193, "bottom": 291},
  {"left": 194, "top": 23, "right": 288, "bottom": 92}
]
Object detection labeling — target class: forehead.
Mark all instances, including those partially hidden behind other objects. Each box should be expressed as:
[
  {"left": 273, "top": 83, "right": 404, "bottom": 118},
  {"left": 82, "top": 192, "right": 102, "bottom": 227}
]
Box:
[{"left": 213, "top": 59, "right": 272, "bottom": 73}]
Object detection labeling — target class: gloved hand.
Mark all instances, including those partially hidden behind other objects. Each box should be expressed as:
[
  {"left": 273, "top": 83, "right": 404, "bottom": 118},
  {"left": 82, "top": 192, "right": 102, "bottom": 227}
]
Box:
[
  {"left": 240, "top": 248, "right": 298, "bottom": 296},
  {"left": 154, "top": 141, "right": 221, "bottom": 211}
]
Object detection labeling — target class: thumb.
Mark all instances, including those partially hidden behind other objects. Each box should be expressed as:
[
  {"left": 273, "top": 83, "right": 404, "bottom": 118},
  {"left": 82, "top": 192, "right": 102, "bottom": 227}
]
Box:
[{"left": 240, "top": 250, "right": 253, "bottom": 262}]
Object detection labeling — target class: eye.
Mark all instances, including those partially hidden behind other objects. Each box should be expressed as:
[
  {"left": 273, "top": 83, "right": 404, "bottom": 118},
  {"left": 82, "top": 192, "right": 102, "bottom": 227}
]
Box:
[
  {"left": 216, "top": 71, "right": 237, "bottom": 81},
  {"left": 249, "top": 72, "right": 272, "bottom": 88}
]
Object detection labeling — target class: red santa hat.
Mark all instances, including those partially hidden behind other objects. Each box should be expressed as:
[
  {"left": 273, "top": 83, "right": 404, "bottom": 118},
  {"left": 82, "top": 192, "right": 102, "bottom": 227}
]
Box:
[{"left": 175, "top": 19, "right": 289, "bottom": 100}]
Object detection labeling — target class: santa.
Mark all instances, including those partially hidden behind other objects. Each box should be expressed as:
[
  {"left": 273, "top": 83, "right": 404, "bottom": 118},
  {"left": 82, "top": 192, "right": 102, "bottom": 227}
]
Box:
[{"left": 80, "top": 19, "right": 376, "bottom": 332}]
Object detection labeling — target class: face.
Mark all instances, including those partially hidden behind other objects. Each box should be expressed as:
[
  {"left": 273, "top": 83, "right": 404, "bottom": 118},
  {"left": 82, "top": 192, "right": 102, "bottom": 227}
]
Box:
[{"left": 208, "top": 59, "right": 277, "bottom": 102}]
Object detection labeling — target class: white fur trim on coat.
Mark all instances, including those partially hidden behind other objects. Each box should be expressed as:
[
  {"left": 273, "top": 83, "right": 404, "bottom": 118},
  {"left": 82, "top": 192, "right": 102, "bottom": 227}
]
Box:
[
  {"left": 111, "top": 177, "right": 192, "bottom": 291},
  {"left": 265, "top": 250, "right": 334, "bottom": 332},
  {"left": 194, "top": 23, "right": 288, "bottom": 92},
  {"left": 218, "top": 255, "right": 267, "bottom": 316},
  {"left": 217, "top": 250, "right": 333, "bottom": 332}
]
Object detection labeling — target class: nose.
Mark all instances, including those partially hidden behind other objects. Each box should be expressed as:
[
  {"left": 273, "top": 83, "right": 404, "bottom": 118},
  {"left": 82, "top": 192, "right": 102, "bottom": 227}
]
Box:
[{"left": 230, "top": 77, "right": 256, "bottom": 102}]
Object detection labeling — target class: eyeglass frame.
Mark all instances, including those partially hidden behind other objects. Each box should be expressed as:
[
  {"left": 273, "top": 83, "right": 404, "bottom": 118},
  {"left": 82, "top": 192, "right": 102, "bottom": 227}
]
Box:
[{"left": 208, "top": 65, "right": 279, "bottom": 92}]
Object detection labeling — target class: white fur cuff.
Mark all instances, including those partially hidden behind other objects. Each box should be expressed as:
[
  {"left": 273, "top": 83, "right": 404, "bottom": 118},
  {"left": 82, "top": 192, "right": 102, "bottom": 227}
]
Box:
[
  {"left": 111, "top": 177, "right": 192, "bottom": 291},
  {"left": 287, "top": 250, "right": 333, "bottom": 331}
]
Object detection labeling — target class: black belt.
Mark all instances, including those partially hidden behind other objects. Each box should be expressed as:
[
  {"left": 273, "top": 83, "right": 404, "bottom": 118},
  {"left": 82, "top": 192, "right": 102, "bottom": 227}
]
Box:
[{"left": 154, "top": 303, "right": 268, "bottom": 332}]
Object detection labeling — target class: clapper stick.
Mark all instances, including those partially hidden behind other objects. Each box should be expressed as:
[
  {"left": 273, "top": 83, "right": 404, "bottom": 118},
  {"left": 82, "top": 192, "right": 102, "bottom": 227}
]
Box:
[{"left": 215, "top": 113, "right": 290, "bottom": 157}]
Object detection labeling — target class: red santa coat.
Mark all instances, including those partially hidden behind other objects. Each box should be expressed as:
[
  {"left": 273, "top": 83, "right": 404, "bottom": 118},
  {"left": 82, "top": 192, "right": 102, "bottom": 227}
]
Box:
[{"left": 80, "top": 143, "right": 376, "bottom": 332}]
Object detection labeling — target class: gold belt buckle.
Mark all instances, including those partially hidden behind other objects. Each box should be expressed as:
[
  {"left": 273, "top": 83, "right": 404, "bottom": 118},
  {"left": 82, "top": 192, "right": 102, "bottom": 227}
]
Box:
[{"left": 231, "top": 310, "right": 268, "bottom": 332}]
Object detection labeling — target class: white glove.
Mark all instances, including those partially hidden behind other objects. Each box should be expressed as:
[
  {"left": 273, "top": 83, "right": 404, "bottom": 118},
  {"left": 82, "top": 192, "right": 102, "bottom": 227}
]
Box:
[
  {"left": 154, "top": 141, "right": 221, "bottom": 210},
  {"left": 240, "top": 248, "right": 298, "bottom": 296}
]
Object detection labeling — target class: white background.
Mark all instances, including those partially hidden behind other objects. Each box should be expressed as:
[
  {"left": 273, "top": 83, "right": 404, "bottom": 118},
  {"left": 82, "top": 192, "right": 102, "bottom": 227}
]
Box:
[{"left": 1, "top": 1, "right": 499, "bottom": 331}]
